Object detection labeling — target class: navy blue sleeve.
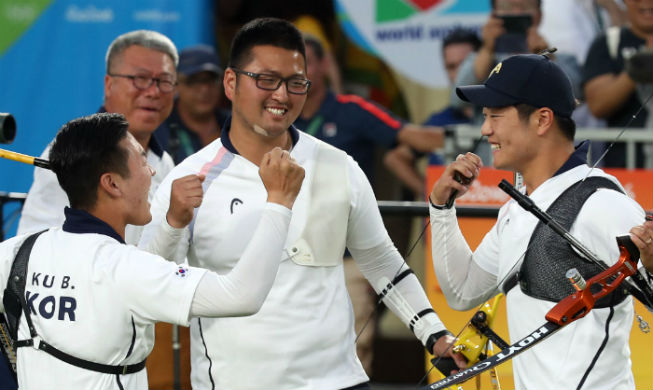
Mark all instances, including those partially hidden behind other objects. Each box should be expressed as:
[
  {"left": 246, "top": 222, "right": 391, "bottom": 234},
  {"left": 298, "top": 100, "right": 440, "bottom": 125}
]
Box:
[
  {"left": 582, "top": 34, "right": 619, "bottom": 86},
  {"left": 338, "top": 95, "right": 404, "bottom": 148}
]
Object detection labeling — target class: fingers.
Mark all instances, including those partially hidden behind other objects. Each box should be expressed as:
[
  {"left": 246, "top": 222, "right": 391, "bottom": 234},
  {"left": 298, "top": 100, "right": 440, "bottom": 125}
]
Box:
[
  {"left": 430, "top": 153, "right": 482, "bottom": 205},
  {"left": 630, "top": 221, "right": 653, "bottom": 245},
  {"left": 450, "top": 350, "right": 468, "bottom": 371},
  {"left": 630, "top": 221, "right": 653, "bottom": 273},
  {"left": 173, "top": 174, "right": 205, "bottom": 207},
  {"left": 483, "top": 15, "right": 505, "bottom": 45},
  {"left": 259, "top": 147, "right": 305, "bottom": 209},
  {"left": 166, "top": 174, "right": 205, "bottom": 228},
  {"left": 453, "top": 152, "right": 482, "bottom": 181},
  {"left": 433, "top": 335, "right": 467, "bottom": 371}
]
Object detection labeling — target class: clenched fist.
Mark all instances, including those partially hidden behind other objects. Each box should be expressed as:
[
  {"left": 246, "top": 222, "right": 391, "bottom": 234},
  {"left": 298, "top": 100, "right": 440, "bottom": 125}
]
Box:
[
  {"left": 259, "top": 147, "right": 305, "bottom": 209},
  {"left": 430, "top": 152, "right": 482, "bottom": 206},
  {"left": 166, "top": 174, "right": 206, "bottom": 228}
]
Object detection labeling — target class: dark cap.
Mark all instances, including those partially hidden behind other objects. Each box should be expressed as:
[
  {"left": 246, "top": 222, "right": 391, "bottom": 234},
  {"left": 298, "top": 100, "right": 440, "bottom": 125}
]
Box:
[
  {"left": 456, "top": 54, "right": 576, "bottom": 118},
  {"left": 178, "top": 45, "right": 222, "bottom": 76}
]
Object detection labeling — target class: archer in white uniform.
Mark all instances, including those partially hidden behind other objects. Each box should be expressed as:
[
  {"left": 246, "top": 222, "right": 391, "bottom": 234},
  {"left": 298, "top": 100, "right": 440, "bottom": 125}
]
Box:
[
  {"left": 139, "top": 18, "right": 465, "bottom": 390},
  {"left": 17, "top": 135, "right": 173, "bottom": 245},
  {"left": 429, "top": 54, "right": 653, "bottom": 390},
  {"left": 0, "top": 112, "right": 304, "bottom": 389},
  {"left": 18, "top": 30, "right": 178, "bottom": 245}
]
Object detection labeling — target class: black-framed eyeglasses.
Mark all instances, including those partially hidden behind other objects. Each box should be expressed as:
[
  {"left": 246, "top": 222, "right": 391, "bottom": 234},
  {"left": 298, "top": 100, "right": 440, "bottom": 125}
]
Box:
[
  {"left": 231, "top": 68, "right": 311, "bottom": 95},
  {"left": 108, "top": 73, "right": 177, "bottom": 93}
]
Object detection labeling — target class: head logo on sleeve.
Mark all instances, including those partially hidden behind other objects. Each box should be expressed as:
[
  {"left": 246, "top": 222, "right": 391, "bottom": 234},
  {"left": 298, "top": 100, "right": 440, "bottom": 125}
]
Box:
[{"left": 175, "top": 266, "right": 189, "bottom": 278}]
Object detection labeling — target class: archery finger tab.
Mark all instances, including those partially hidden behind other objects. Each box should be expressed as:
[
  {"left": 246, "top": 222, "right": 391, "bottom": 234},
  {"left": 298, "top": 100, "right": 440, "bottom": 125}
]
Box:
[
  {"left": 617, "top": 235, "right": 640, "bottom": 262},
  {"left": 431, "top": 356, "right": 459, "bottom": 376}
]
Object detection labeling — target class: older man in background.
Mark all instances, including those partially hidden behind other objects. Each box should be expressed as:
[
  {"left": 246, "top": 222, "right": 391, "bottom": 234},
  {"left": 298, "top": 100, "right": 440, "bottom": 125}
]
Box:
[{"left": 18, "top": 30, "right": 176, "bottom": 244}]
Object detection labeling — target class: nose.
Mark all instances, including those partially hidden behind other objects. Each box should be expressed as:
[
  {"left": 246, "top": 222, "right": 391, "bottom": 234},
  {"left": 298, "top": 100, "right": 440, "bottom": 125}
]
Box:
[
  {"left": 143, "top": 80, "right": 162, "bottom": 97},
  {"left": 480, "top": 118, "right": 492, "bottom": 137},
  {"left": 271, "top": 81, "right": 290, "bottom": 101},
  {"left": 148, "top": 164, "right": 156, "bottom": 177}
]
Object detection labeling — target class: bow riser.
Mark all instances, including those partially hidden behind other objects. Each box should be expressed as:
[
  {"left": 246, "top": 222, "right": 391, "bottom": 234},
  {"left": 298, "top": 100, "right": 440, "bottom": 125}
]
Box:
[{"left": 546, "top": 245, "right": 638, "bottom": 325}]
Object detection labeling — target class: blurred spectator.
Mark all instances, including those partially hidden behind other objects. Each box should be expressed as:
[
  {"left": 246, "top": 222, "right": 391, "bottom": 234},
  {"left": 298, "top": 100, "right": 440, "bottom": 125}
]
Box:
[
  {"left": 583, "top": 0, "right": 653, "bottom": 168},
  {"left": 424, "top": 28, "right": 482, "bottom": 161},
  {"left": 18, "top": 30, "right": 176, "bottom": 244},
  {"left": 294, "top": 14, "right": 344, "bottom": 94},
  {"left": 155, "top": 45, "right": 230, "bottom": 165},
  {"left": 452, "top": 0, "right": 583, "bottom": 105},
  {"left": 446, "top": 0, "right": 583, "bottom": 167},
  {"left": 540, "top": 0, "right": 627, "bottom": 66},
  {"left": 296, "top": 35, "right": 445, "bottom": 193},
  {"left": 385, "top": 28, "right": 481, "bottom": 195},
  {"left": 540, "top": 0, "right": 630, "bottom": 164}
]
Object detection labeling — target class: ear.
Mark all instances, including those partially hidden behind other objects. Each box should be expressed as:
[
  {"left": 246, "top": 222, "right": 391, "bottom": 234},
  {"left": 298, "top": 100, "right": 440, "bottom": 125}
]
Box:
[
  {"left": 534, "top": 108, "right": 554, "bottom": 136},
  {"left": 104, "top": 74, "right": 113, "bottom": 101},
  {"left": 223, "top": 68, "right": 237, "bottom": 101},
  {"left": 98, "top": 172, "right": 122, "bottom": 199}
]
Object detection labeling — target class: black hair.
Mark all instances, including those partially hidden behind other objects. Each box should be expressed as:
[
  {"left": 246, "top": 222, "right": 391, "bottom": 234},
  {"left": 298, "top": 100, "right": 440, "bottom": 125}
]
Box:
[
  {"left": 442, "top": 28, "right": 481, "bottom": 52},
  {"left": 303, "top": 34, "right": 325, "bottom": 61},
  {"left": 228, "top": 18, "right": 306, "bottom": 69},
  {"left": 49, "top": 113, "right": 130, "bottom": 210},
  {"left": 515, "top": 103, "right": 575, "bottom": 141}
]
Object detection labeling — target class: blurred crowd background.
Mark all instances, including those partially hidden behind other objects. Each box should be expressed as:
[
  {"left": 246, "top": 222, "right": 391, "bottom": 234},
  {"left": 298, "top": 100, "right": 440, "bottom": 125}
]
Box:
[{"left": 0, "top": 0, "right": 651, "bottom": 386}]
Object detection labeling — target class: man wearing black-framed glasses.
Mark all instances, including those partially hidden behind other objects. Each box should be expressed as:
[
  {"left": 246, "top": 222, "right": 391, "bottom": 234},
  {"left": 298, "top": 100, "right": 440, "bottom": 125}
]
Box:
[
  {"left": 19, "top": 29, "right": 177, "bottom": 246},
  {"left": 105, "top": 73, "right": 177, "bottom": 93},
  {"left": 231, "top": 67, "right": 312, "bottom": 95},
  {"left": 140, "top": 17, "right": 464, "bottom": 390}
]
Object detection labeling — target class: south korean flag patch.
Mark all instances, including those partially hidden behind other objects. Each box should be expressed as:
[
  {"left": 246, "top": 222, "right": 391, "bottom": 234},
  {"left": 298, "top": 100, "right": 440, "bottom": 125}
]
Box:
[{"left": 175, "top": 266, "right": 189, "bottom": 278}]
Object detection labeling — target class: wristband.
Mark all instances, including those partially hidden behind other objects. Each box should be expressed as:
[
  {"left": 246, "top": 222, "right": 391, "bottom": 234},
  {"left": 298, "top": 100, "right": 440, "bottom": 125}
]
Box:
[
  {"left": 426, "top": 329, "right": 454, "bottom": 354},
  {"left": 429, "top": 196, "right": 451, "bottom": 210}
]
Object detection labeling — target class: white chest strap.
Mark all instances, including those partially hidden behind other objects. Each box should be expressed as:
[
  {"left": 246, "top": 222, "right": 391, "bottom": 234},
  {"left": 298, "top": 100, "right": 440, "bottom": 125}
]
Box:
[{"left": 289, "top": 142, "right": 351, "bottom": 267}]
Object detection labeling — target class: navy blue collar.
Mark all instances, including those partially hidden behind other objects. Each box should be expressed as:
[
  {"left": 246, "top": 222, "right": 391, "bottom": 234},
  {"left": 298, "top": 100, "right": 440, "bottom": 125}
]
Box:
[
  {"left": 147, "top": 133, "right": 165, "bottom": 158},
  {"left": 62, "top": 207, "right": 125, "bottom": 244},
  {"left": 553, "top": 140, "right": 589, "bottom": 177},
  {"left": 219, "top": 115, "right": 299, "bottom": 155},
  {"left": 97, "top": 106, "right": 164, "bottom": 158}
]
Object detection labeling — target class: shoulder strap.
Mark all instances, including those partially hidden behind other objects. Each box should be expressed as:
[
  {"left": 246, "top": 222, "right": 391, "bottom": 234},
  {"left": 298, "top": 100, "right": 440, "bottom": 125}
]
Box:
[
  {"left": 519, "top": 177, "right": 627, "bottom": 306},
  {"left": 3, "top": 231, "right": 46, "bottom": 341},
  {"left": 3, "top": 230, "right": 146, "bottom": 375},
  {"left": 503, "top": 177, "right": 625, "bottom": 299}
]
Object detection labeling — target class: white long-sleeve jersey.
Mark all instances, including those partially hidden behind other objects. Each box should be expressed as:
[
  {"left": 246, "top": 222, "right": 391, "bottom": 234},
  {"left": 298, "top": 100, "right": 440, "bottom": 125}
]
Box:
[
  {"left": 140, "top": 126, "right": 447, "bottom": 390},
  {"left": 0, "top": 202, "right": 291, "bottom": 389},
  {"left": 430, "top": 164, "right": 645, "bottom": 390}
]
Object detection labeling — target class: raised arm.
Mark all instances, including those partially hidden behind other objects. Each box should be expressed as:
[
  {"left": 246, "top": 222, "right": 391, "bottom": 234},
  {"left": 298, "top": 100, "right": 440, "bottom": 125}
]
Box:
[
  {"left": 429, "top": 153, "right": 498, "bottom": 310},
  {"left": 190, "top": 147, "right": 305, "bottom": 317}
]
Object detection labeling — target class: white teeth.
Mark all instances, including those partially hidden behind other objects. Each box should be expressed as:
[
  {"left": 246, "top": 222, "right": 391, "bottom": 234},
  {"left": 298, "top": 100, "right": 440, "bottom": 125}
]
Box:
[
  {"left": 266, "top": 107, "right": 285, "bottom": 116},
  {"left": 491, "top": 144, "right": 501, "bottom": 151}
]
